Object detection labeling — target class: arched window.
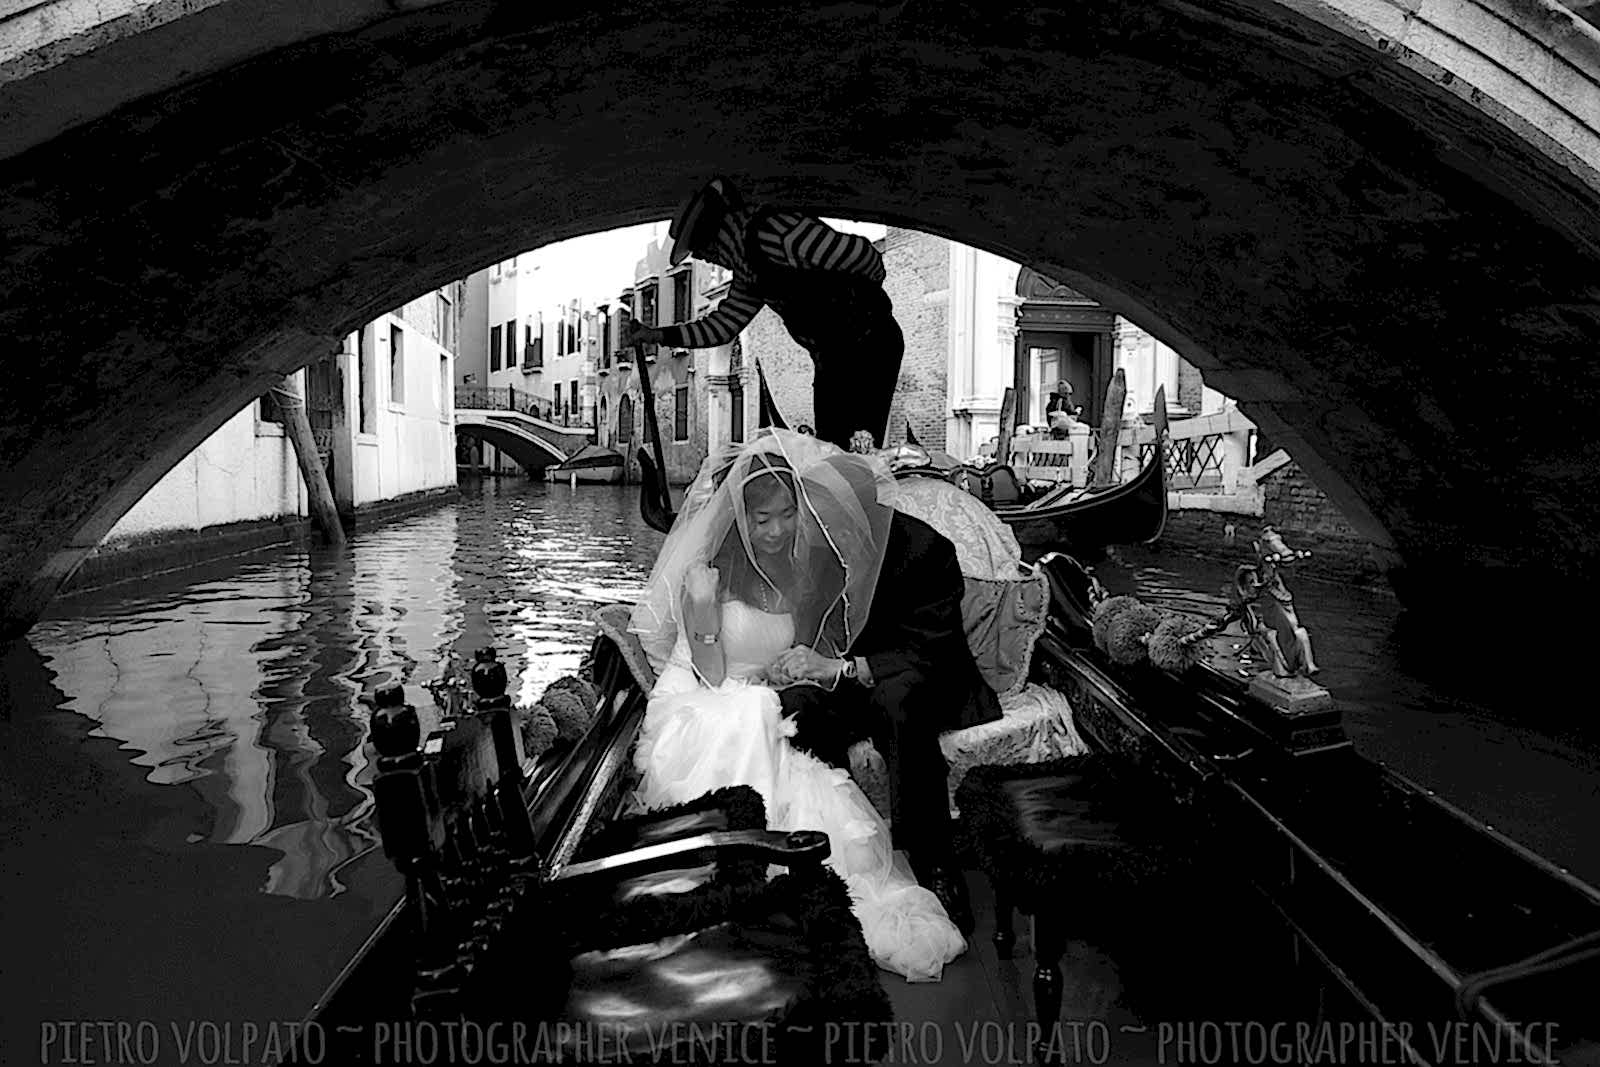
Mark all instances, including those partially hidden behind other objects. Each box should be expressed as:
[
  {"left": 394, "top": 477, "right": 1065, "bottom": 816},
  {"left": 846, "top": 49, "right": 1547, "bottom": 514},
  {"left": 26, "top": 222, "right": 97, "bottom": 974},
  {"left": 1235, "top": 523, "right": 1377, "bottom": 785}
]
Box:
[
  {"left": 618, "top": 395, "right": 634, "bottom": 444},
  {"left": 599, "top": 396, "right": 609, "bottom": 444}
]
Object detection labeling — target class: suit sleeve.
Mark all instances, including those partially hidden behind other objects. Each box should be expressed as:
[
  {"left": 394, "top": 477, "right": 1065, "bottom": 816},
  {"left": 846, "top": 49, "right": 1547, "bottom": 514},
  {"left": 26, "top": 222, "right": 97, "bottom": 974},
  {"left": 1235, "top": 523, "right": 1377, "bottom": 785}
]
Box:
[{"left": 861, "top": 531, "right": 967, "bottom": 683}]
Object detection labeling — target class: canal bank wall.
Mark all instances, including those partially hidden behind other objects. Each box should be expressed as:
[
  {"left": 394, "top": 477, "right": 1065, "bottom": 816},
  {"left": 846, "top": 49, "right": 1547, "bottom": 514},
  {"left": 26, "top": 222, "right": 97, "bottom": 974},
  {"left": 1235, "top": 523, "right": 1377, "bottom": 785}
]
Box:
[
  {"left": 63, "top": 486, "right": 459, "bottom": 595},
  {"left": 1159, "top": 458, "right": 1395, "bottom": 591}
]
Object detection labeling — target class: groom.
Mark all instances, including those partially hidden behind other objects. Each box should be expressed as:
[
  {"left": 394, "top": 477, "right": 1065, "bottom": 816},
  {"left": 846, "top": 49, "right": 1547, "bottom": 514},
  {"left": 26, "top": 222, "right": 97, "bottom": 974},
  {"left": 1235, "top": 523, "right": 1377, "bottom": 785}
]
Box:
[{"left": 772, "top": 457, "right": 1000, "bottom": 935}]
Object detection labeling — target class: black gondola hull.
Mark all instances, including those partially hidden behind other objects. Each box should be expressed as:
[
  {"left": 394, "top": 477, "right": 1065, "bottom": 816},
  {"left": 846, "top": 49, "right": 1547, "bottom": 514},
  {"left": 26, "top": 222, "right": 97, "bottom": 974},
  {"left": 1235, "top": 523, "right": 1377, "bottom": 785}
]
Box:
[{"left": 1030, "top": 555, "right": 1600, "bottom": 1066}]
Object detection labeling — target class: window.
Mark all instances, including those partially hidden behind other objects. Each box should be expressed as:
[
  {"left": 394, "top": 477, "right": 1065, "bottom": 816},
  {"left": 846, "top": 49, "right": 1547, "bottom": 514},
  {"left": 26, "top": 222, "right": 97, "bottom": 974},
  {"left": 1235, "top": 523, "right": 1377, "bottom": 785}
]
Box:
[
  {"left": 439, "top": 354, "right": 449, "bottom": 415},
  {"left": 673, "top": 271, "right": 690, "bottom": 322},
  {"left": 505, "top": 319, "right": 517, "bottom": 367},
  {"left": 639, "top": 282, "right": 658, "bottom": 326},
  {"left": 617, "top": 395, "right": 634, "bottom": 444},
  {"left": 567, "top": 321, "right": 577, "bottom": 353},
  {"left": 674, "top": 381, "right": 689, "bottom": 442},
  {"left": 1032, "top": 346, "right": 1062, "bottom": 424},
  {"left": 638, "top": 284, "right": 659, "bottom": 361},
  {"left": 570, "top": 379, "right": 579, "bottom": 424},
  {"left": 730, "top": 381, "right": 744, "bottom": 443},
  {"left": 599, "top": 396, "right": 608, "bottom": 443},
  {"left": 599, "top": 307, "right": 611, "bottom": 366},
  {"left": 524, "top": 324, "right": 534, "bottom": 365},
  {"left": 389, "top": 325, "right": 406, "bottom": 405},
  {"left": 258, "top": 385, "right": 286, "bottom": 426},
  {"left": 491, "top": 325, "right": 503, "bottom": 371},
  {"left": 437, "top": 293, "right": 454, "bottom": 350},
  {"left": 358, "top": 329, "right": 374, "bottom": 433}
]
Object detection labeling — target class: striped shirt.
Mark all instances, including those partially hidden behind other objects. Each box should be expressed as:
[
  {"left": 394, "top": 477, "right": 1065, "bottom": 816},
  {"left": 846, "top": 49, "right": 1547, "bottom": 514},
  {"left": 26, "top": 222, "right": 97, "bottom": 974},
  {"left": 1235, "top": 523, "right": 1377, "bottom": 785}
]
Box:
[{"left": 658, "top": 209, "right": 886, "bottom": 349}]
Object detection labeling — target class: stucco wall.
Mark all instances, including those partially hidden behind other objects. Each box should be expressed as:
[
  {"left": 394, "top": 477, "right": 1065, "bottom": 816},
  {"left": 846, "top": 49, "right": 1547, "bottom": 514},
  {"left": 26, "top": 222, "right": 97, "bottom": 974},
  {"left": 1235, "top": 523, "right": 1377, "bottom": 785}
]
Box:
[
  {"left": 104, "top": 380, "right": 307, "bottom": 544},
  {"left": 353, "top": 310, "right": 456, "bottom": 507}
]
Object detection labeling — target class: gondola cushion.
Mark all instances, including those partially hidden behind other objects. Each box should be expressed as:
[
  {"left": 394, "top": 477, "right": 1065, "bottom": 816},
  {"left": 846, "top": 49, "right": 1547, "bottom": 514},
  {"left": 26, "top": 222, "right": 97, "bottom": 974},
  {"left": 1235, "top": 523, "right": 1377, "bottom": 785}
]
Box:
[{"left": 847, "top": 683, "right": 1089, "bottom": 820}]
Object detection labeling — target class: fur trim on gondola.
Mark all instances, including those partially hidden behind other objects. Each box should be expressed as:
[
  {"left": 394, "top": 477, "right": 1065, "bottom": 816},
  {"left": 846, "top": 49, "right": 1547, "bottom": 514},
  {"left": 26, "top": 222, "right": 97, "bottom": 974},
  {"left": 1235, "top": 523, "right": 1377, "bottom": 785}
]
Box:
[
  {"left": 954, "top": 755, "right": 1181, "bottom": 911},
  {"left": 529, "top": 867, "right": 891, "bottom": 1066},
  {"left": 574, "top": 785, "right": 767, "bottom": 861}
]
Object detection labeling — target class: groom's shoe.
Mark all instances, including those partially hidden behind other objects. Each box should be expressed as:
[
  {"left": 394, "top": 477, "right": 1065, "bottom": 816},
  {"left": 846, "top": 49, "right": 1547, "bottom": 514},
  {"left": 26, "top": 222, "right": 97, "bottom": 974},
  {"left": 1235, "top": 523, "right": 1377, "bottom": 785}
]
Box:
[{"left": 924, "top": 866, "right": 976, "bottom": 937}]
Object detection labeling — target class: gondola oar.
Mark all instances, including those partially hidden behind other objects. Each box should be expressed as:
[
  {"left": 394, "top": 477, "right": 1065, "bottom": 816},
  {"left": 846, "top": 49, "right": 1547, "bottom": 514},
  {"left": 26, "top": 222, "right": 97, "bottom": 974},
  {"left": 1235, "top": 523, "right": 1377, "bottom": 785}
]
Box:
[
  {"left": 755, "top": 357, "right": 788, "bottom": 430},
  {"left": 633, "top": 341, "right": 677, "bottom": 534}
]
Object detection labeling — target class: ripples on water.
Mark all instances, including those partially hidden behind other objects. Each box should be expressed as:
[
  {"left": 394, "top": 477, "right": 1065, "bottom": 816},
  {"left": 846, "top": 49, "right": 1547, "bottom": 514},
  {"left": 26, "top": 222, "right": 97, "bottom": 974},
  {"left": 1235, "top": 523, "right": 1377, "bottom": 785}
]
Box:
[{"left": 25, "top": 481, "right": 664, "bottom": 904}]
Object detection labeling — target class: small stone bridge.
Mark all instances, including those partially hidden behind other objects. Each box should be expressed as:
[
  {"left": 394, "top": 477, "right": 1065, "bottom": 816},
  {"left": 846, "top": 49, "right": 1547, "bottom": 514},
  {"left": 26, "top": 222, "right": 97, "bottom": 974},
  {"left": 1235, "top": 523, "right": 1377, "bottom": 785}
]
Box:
[{"left": 453, "top": 387, "right": 593, "bottom": 475}]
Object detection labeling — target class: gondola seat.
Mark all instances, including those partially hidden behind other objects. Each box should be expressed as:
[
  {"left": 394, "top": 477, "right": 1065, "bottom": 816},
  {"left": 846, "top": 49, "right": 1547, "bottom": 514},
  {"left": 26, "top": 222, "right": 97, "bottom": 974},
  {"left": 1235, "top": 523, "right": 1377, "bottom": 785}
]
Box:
[
  {"left": 954, "top": 756, "right": 1172, "bottom": 1058},
  {"left": 361, "top": 642, "right": 893, "bottom": 1067}
]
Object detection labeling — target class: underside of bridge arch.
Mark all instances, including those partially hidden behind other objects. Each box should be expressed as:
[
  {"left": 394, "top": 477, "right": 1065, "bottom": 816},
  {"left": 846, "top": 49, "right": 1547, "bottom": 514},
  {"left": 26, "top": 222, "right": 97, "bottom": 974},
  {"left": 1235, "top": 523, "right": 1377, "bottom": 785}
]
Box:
[
  {"left": 4, "top": 0, "right": 1600, "bottom": 642},
  {"left": 455, "top": 425, "right": 562, "bottom": 476}
]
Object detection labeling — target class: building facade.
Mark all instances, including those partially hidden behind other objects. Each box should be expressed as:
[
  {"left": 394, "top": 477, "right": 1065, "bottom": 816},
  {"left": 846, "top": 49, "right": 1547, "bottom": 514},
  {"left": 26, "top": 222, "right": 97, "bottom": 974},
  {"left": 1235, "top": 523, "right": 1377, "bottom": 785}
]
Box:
[
  {"left": 466, "top": 254, "right": 603, "bottom": 475},
  {"left": 93, "top": 286, "right": 462, "bottom": 572},
  {"left": 456, "top": 269, "right": 490, "bottom": 472},
  {"left": 594, "top": 237, "right": 733, "bottom": 485}
]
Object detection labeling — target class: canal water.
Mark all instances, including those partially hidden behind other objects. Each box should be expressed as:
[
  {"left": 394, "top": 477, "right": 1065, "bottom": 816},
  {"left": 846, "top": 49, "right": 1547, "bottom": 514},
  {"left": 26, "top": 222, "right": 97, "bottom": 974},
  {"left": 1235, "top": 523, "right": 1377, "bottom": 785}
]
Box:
[{"left": 2, "top": 479, "right": 1596, "bottom": 1064}]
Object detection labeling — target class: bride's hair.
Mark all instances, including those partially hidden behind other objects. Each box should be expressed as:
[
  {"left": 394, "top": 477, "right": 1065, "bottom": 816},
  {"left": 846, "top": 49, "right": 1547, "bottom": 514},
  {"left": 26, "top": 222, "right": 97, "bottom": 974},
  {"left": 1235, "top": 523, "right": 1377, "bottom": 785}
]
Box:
[{"left": 708, "top": 455, "right": 826, "bottom": 627}]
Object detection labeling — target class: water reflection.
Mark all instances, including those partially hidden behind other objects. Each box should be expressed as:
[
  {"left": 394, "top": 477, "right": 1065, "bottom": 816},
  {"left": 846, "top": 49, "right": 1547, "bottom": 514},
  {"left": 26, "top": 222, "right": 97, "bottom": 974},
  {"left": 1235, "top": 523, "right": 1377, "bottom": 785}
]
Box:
[{"left": 25, "top": 481, "right": 663, "bottom": 903}]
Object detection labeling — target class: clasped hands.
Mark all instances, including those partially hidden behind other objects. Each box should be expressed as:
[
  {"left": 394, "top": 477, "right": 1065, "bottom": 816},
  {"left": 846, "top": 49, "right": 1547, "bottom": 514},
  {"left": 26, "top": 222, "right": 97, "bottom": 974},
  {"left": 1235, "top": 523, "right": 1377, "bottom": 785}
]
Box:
[{"left": 767, "top": 645, "right": 846, "bottom": 688}]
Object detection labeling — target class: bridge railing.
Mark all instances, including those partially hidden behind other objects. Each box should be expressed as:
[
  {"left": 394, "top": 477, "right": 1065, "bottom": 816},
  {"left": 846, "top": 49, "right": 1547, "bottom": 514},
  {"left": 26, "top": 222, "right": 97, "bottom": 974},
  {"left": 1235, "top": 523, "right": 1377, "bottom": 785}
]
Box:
[{"left": 455, "top": 386, "right": 593, "bottom": 430}]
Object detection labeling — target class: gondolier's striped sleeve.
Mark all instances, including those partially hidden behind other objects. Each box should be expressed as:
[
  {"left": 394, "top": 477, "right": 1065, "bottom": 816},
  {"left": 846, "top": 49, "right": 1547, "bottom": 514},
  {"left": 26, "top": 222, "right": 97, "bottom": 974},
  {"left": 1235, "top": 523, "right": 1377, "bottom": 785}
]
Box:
[
  {"left": 757, "top": 213, "right": 885, "bottom": 282},
  {"left": 657, "top": 276, "right": 764, "bottom": 349}
]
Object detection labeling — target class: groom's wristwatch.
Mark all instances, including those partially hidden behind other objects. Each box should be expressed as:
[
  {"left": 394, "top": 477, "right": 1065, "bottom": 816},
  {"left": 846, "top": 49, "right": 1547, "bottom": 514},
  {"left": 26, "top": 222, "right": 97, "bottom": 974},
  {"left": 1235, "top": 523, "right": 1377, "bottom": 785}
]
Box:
[{"left": 838, "top": 657, "right": 858, "bottom": 683}]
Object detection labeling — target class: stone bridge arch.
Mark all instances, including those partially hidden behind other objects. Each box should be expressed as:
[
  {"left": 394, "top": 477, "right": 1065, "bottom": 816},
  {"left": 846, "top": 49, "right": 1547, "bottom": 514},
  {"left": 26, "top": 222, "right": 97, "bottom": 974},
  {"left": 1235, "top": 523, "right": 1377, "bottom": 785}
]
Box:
[{"left": 5, "top": 0, "right": 1600, "bottom": 641}]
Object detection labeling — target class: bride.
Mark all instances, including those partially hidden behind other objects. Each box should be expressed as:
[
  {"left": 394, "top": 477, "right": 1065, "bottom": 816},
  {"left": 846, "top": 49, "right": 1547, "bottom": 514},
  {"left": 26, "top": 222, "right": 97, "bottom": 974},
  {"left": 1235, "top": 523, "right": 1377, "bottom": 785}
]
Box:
[{"left": 628, "top": 429, "right": 967, "bottom": 982}]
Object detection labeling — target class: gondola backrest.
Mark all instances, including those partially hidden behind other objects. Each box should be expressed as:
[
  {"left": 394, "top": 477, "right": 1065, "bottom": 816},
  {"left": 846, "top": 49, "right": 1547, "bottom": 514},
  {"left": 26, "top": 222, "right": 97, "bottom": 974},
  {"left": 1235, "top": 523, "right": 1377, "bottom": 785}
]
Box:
[{"left": 949, "top": 463, "right": 1025, "bottom": 506}]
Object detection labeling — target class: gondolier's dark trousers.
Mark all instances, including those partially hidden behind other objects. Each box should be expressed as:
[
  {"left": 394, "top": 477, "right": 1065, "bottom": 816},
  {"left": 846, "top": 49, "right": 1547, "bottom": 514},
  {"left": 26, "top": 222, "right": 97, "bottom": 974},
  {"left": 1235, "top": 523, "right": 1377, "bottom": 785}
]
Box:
[
  {"left": 806, "top": 316, "right": 905, "bottom": 452},
  {"left": 778, "top": 665, "right": 953, "bottom": 870}
]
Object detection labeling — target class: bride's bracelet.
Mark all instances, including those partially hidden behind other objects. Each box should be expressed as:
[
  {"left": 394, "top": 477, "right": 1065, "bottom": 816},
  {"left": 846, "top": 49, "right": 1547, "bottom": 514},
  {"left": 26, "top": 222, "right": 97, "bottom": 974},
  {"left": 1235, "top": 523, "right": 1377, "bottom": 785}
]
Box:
[{"left": 693, "top": 631, "right": 720, "bottom": 645}]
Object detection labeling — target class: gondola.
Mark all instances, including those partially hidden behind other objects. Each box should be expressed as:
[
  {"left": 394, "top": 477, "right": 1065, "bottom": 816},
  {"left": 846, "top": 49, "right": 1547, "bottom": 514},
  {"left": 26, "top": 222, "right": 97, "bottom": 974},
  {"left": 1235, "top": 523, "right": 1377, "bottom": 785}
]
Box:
[
  {"left": 549, "top": 443, "right": 624, "bottom": 484},
  {"left": 300, "top": 343, "right": 1597, "bottom": 1067},
  {"left": 1027, "top": 552, "right": 1600, "bottom": 1065},
  {"left": 295, "top": 552, "right": 1600, "bottom": 1067},
  {"left": 912, "top": 387, "right": 1169, "bottom": 560}
]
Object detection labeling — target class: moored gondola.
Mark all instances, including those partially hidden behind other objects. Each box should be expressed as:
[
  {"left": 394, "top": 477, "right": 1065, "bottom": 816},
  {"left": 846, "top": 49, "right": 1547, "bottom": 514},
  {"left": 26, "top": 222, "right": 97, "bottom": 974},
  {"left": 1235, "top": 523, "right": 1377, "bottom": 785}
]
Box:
[{"left": 937, "top": 386, "right": 1169, "bottom": 560}]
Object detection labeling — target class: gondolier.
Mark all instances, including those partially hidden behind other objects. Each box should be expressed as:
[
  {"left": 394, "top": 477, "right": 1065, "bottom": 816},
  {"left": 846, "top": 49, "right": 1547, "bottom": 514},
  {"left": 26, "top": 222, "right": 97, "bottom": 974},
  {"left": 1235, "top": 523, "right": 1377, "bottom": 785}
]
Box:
[{"left": 624, "top": 177, "right": 903, "bottom": 451}]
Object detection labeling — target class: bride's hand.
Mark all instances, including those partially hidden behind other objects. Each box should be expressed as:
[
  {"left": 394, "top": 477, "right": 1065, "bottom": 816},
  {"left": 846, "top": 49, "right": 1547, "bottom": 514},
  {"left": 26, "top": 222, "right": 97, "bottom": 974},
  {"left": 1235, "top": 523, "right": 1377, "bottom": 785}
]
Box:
[{"left": 684, "top": 563, "right": 719, "bottom": 607}]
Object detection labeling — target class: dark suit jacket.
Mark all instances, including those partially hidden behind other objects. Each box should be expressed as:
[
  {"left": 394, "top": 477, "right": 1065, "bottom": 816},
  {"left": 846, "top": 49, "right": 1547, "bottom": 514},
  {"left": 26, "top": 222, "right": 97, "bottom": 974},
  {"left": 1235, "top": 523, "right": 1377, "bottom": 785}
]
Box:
[{"left": 850, "top": 511, "right": 1002, "bottom": 732}]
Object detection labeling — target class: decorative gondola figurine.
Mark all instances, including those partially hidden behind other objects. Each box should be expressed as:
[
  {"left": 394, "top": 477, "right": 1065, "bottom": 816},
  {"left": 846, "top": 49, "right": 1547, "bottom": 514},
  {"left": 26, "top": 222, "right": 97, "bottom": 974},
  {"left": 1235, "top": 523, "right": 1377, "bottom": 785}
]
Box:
[
  {"left": 1231, "top": 524, "right": 1318, "bottom": 678},
  {"left": 1228, "top": 524, "right": 1331, "bottom": 713}
]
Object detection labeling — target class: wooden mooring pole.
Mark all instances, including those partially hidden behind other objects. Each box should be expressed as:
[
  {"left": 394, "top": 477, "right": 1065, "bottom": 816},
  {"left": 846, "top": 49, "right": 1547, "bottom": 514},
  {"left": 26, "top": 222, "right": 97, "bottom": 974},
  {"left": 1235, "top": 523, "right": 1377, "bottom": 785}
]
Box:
[
  {"left": 271, "top": 377, "right": 346, "bottom": 548},
  {"left": 1090, "top": 368, "right": 1127, "bottom": 488}
]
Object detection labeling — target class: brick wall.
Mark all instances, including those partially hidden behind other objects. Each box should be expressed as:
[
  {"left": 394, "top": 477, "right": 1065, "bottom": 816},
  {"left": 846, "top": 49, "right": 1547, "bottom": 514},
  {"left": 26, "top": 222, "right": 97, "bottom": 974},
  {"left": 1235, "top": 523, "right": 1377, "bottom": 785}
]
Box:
[
  {"left": 739, "top": 228, "right": 951, "bottom": 448},
  {"left": 1157, "top": 459, "right": 1390, "bottom": 587},
  {"left": 743, "top": 307, "right": 814, "bottom": 430},
  {"left": 1177, "top": 359, "right": 1205, "bottom": 413},
  {"left": 882, "top": 228, "right": 949, "bottom": 449}
]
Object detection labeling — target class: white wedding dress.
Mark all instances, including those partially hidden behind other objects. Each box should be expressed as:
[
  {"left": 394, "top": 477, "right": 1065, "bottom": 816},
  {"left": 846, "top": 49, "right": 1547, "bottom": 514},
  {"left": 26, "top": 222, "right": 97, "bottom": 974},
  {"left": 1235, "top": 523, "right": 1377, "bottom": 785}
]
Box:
[{"left": 633, "top": 600, "right": 967, "bottom": 982}]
